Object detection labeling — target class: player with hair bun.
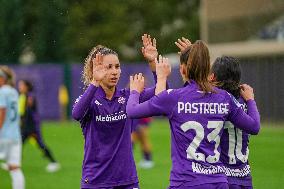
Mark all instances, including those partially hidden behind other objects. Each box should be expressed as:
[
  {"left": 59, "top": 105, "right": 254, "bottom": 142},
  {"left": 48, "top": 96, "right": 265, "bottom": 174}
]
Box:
[{"left": 126, "top": 40, "right": 260, "bottom": 189}]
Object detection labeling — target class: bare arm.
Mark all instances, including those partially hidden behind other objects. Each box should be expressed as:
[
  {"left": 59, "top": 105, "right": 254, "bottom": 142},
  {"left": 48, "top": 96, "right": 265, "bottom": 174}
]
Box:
[
  {"left": 0, "top": 108, "right": 6, "bottom": 129},
  {"left": 155, "top": 55, "right": 171, "bottom": 95}
]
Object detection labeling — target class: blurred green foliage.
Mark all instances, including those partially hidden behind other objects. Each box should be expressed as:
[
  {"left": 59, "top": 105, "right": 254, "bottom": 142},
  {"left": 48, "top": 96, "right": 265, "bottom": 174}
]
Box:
[{"left": 0, "top": 0, "right": 199, "bottom": 63}]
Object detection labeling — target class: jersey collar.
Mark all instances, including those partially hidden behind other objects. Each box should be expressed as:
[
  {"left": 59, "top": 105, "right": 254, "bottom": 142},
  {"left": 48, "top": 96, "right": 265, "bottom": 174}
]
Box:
[{"left": 96, "top": 86, "right": 121, "bottom": 100}]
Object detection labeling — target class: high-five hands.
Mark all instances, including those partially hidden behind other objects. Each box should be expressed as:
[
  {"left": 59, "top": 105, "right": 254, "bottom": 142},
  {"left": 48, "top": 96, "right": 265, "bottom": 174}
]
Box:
[
  {"left": 155, "top": 55, "right": 171, "bottom": 80},
  {"left": 175, "top": 37, "right": 191, "bottom": 55},
  {"left": 91, "top": 53, "right": 107, "bottom": 86},
  {"left": 141, "top": 34, "right": 158, "bottom": 62},
  {"left": 141, "top": 34, "right": 158, "bottom": 71},
  {"left": 130, "top": 73, "right": 145, "bottom": 93}
]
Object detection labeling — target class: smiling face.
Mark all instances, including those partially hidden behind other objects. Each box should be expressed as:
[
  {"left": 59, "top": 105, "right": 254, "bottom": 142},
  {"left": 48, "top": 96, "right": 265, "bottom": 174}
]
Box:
[{"left": 100, "top": 54, "right": 121, "bottom": 89}]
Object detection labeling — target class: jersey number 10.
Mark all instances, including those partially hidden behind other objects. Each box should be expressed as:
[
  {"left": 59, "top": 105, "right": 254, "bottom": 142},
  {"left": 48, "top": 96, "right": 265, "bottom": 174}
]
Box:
[{"left": 225, "top": 122, "right": 249, "bottom": 164}]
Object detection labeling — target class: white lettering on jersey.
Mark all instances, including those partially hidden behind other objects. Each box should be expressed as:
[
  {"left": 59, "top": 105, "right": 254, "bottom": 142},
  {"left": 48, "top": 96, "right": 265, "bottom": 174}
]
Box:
[
  {"left": 178, "top": 102, "right": 229, "bottom": 115},
  {"left": 95, "top": 111, "right": 127, "bottom": 122}
]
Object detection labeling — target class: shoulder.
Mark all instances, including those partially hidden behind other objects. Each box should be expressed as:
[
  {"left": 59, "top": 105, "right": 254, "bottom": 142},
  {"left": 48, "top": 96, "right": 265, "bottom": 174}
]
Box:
[
  {"left": 0, "top": 86, "right": 9, "bottom": 94},
  {"left": 1, "top": 86, "right": 17, "bottom": 96},
  {"left": 155, "top": 88, "right": 179, "bottom": 101},
  {"left": 219, "top": 90, "right": 243, "bottom": 110},
  {"left": 212, "top": 87, "right": 233, "bottom": 101}
]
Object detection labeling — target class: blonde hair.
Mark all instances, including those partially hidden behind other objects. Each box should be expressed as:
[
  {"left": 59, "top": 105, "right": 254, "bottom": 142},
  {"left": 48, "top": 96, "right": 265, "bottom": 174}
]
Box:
[
  {"left": 82, "top": 45, "right": 118, "bottom": 89},
  {"left": 0, "top": 66, "right": 15, "bottom": 87}
]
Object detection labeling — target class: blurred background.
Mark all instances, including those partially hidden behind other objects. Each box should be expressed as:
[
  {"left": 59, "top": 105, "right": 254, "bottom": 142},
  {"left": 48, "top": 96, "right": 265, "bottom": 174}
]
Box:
[{"left": 0, "top": 0, "right": 284, "bottom": 188}]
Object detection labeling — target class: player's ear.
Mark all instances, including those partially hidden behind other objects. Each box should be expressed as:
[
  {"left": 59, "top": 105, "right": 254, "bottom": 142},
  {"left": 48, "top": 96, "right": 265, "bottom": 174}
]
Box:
[
  {"left": 179, "top": 64, "right": 186, "bottom": 77},
  {"left": 208, "top": 73, "right": 215, "bottom": 81}
]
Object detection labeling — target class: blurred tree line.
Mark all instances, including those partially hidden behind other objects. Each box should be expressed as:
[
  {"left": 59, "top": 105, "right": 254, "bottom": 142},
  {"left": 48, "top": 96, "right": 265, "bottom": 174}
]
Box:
[{"left": 0, "top": 0, "right": 199, "bottom": 63}]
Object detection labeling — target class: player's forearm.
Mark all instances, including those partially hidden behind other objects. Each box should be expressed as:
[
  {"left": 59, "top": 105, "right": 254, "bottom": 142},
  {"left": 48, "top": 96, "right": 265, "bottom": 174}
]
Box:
[
  {"left": 139, "top": 72, "right": 169, "bottom": 102},
  {"left": 0, "top": 108, "right": 6, "bottom": 129},
  {"left": 127, "top": 91, "right": 154, "bottom": 118},
  {"left": 152, "top": 71, "right": 170, "bottom": 89},
  {"left": 231, "top": 100, "right": 260, "bottom": 135},
  {"left": 246, "top": 100, "right": 260, "bottom": 134},
  {"left": 155, "top": 77, "right": 167, "bottom": 95},
  {"left": 148, "top": 60, "right": 156, "bottom": 72},
  {"left": 72, "top": 85, "right": 98, "bottom": 121},
  {"left": 138, "top": 72, "right": 158, "bottom": 102}
]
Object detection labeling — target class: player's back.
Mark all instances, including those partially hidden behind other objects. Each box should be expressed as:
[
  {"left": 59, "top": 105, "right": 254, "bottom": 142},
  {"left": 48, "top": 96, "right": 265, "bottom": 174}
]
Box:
[
  {"left": 0, "top": 85, "right": 21, "bottom": 141},
  {"left": 167, "top": 81, "right": 234, "bottom": 186},
  {"left": 220, "top": 97, "right": 252, "bottom": 186}
]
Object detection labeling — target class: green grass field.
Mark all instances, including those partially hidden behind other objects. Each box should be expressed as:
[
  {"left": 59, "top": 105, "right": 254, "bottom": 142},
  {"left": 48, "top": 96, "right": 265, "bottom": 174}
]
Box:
[{"left": 1, "top": 120, "right": 283, "bottom": 189}]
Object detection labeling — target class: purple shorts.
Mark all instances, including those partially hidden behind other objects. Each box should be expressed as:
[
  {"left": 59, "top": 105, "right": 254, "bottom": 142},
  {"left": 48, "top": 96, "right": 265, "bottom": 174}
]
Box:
[
  {"left": 168, "top": 182, "right": 228, "bottom": 189},
  {"left": 229, "top": 184, "right": 252, "bottom": 189},
  {"left": 82, "top": 182, "right": 139, "bottom": 189},
  {"left": 132, "top": 118, "right": 152, "bottom": 132}
]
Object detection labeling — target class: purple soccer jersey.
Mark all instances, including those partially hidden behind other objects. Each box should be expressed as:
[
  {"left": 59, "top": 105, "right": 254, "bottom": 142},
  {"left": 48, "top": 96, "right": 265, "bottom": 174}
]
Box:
[
  {"left": 220, "top": 97, "right": 252, "bottom": 187},
  {"left": 72, "top": 84, "right": 156, "bottom": 188},
  {"left": 126, "top": 80, "right": 260, "bottom": 187}
]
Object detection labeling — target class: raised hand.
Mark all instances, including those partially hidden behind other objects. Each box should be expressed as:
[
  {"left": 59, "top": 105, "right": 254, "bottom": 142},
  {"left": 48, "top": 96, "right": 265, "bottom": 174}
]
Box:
[
  {"left": 175, "top": 37, "right": 191, "bottom": 55},
  {"left": 91, "top": 53, "right": 107, "bottom": 86},
  {"left": 130, "top": 73, "right": 145, "bottom": 93},
  {"left": 240, "top": 84, "right": 254, "bottom": 101},
  {"left": 155, "top": 55, "right": 171, "bottom": 80},
  {"left": 141, "top": 34, "right": 158, "bottom": 71},
  {"left": 155, "top": 55, "right": 171, "bottom": 95}
]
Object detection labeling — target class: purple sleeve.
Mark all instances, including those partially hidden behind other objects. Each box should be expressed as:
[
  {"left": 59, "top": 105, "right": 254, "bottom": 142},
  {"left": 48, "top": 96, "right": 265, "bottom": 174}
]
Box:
[
  {"left": 139, "top": 87, "right": 155, "bottom": 102},
  {"left": 72, "top": 85, "right": 98, "bottom": 121},
  {"left": 127, "top": 89, "right": 176, "bottom": 118},
  {"left": 229, "top": 99, "right": 260, "bottom": 135}
]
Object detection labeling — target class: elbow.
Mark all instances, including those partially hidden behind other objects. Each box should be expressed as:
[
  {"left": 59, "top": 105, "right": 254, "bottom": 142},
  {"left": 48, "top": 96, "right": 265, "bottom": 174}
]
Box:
[
  {"left": 71, "top": 109, "right": 81, "bottom": 121},
  {"left": 251, "top": 124, "right": 260, "bottom": 135},
  {"left": 247, "top": 121, "right": 260, "bottom": 135}
]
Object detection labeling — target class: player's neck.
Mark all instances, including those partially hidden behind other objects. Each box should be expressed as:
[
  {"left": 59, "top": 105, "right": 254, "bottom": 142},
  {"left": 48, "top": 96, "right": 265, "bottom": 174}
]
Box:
[{"left": 101, "top": 84, "right": 115, "bottom": 100}]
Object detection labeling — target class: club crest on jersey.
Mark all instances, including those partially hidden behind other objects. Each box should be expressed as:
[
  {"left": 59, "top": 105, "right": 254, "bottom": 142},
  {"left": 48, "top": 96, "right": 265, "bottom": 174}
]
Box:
[{"left": 118, "top": 97, "right": 126, "bottom": 104}]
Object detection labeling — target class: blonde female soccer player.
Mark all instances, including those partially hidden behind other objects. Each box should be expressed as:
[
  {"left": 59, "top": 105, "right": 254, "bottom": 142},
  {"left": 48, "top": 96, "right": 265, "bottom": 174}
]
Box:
[{"left": 72, "top": 34, "right": 160, "bottom": 189}]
